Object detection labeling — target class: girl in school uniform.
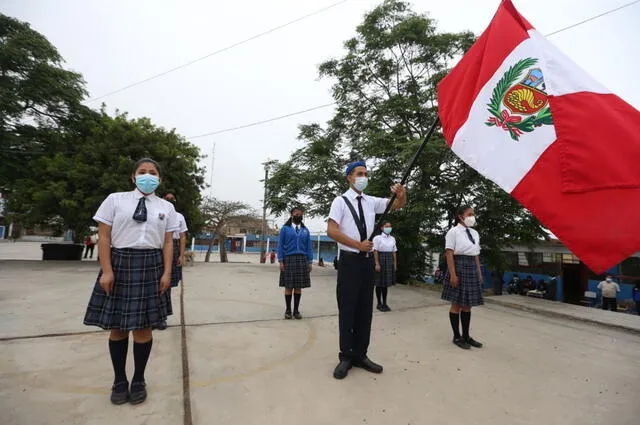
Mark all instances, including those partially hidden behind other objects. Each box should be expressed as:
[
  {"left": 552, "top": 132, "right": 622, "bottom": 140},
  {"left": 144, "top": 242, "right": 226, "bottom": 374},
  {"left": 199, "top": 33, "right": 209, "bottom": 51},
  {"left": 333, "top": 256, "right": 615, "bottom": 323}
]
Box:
[
  {"left": 83, "top": 158, "right": 179, "bottom": 405},
  {"left": 441, "top": 206, "right": 484, "bottom": 350},
  {"left": 373, "top": 221, "right": 397, "bottom": 312},
  {"left": 278, "top": 207, "right": 314, "bottom": 319}
]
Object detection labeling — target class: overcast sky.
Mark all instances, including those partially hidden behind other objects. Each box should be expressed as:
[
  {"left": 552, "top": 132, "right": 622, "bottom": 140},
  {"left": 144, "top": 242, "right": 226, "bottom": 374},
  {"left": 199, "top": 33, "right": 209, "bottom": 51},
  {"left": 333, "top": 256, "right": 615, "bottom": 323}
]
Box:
[{"left": 3, "top": 0, "right": 639, "bottom": 232}]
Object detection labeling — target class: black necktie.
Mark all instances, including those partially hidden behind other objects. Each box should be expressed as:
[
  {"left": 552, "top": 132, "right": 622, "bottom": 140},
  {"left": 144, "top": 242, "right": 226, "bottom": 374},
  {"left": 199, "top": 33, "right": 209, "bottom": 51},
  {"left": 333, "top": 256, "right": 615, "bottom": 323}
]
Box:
[
  {"left": 133, "top": 197, "right": 147, "bottom": 223},
  {"left": 466, "top": 228, "right": 475, "bottom": 244},
  {"left": 295, "top": 225, "right": 299, "bottom": 234},
  {"left": 356, "top": 196, "right": 367, "bottom": 241}
]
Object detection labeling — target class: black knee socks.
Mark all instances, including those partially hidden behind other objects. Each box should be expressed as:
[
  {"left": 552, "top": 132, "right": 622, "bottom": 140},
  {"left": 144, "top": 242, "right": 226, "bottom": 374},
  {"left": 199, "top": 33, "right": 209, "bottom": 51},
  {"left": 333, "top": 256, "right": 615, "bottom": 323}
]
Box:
[
  {"left": 449, "top": 312, "right": 461, "bottom": 339},
  {"left": 133, "top": 340, "right": 153, "bottom": 383},
  {"left": 376, "top": 287, "right": 383, "bottom": 305},
  {"left": 285, "top": 294, "right": 292, "bottom": 313},
  {"left": 460, "top": 311, "right": 471, "bottom": 339},
  {"left": 109, "top": 338, "right": 129, "bottom": 384},
  {"left": 293, "top": 293, "right": 301, "bottom": 313},
  {"left": 381, "top": 287, "right": 388, "bottom": 305}
]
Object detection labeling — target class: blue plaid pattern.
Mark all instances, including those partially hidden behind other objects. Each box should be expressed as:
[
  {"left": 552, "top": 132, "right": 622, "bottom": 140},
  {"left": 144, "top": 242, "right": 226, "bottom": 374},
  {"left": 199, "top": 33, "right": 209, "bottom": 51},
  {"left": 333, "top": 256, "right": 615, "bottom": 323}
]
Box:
[
  {"left": 279, "top": 254, "right": 311, "bottom": 289},
  {"left": 170, "top": 239, "right": 183, "bottom": 287},
  {"left": 441, "top": 255, "right": 484, "bottom": 307},
  {"left": 83, "top": 248, "right": 173, "bottom": 330},
  {"left": 374, "top": 251, "right": 396, "bottom": 287}
]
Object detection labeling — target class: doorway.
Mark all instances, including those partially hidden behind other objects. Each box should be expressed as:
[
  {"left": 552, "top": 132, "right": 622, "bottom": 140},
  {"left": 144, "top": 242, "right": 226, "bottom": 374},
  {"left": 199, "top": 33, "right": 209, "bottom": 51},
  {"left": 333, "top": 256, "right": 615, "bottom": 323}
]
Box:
[{"left": 562, "top": 263, "right": 587, "bottom": 305}]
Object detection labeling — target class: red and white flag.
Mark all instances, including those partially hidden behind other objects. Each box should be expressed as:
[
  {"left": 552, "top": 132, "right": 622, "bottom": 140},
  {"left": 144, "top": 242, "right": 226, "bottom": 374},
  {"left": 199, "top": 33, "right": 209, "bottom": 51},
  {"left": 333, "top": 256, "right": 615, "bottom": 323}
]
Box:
[{"left": 437, "top": 0, "right": 640, "bottom": 273}]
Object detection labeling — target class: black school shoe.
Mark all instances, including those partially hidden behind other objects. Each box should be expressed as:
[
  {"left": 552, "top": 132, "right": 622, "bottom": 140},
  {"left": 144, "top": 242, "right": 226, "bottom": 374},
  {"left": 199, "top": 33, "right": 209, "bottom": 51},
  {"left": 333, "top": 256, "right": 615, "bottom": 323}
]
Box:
[
  {"left": 453, "top": 337, "right": 471, "bottom": 350},
  {"left": 465, "top": 337, "right": 483, "bottom": 348},
  {"left": 129, "top": 381, "right": 147, "bottom": 405},
  {"left": 284, "top": 312, "right": 292, "bottom": 320},
  {"left": 110, "top": 381, "right": 129, "bottom": 405}
]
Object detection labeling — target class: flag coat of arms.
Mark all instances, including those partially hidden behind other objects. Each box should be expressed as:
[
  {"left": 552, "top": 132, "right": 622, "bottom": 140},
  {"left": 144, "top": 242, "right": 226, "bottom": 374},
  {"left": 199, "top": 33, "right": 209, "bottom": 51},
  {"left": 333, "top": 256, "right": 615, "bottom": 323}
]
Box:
[{"left": 437, "top": 0, "right": 640, "bottom": 273}]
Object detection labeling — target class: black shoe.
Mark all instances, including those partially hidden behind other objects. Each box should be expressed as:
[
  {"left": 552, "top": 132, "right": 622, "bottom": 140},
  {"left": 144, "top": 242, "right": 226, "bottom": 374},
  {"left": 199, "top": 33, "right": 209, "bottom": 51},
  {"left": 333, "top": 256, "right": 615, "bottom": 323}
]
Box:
[
  {"left": 382, "top": 304, "right": 391, "bottom": 312},
  {"left": 376, "top": 304, "right": 383, "bottom": 311},
  {"left": 129, "top": 381, "right": 147, "bottom": 405},
  {"left": 110, "top": 381, "right": 129, "bottom": 405},
  {"left": 293, "top": 312, "right": 302, "bottom": 320},
  {"left": 453, "top": 337, "right": 471, "bottom": 350},
  {"left": 333, "top": 360, "right": 352, "bottom": 380},
  {"left": 465, "top": 337, "right": 483, "bottom": 348},
  {"left": 353, "top": 356, "right": 383, "bottom": 374},
  {"left": 284, "top": 312, "right": 292, "bottom": 320}
]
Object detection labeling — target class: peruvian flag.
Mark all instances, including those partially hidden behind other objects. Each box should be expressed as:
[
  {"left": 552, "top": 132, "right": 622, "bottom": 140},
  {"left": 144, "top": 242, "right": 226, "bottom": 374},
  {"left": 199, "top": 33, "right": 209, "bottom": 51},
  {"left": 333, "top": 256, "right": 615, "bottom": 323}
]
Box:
[{"left": 437, "top": 0, "right": 640, "bottom": 273}]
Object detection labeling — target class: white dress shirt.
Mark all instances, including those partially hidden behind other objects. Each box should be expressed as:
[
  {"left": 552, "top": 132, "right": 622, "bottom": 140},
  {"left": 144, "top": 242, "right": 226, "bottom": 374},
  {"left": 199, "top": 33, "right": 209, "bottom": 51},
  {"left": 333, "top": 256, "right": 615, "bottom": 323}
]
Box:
[
  {"left": 328, "top": 188, "right": 389, "bottom": 253},
  {"left": 373, "top": 233, "right": 397, "bottom": 253},
  {"left": 94, "top": 190, "right": 180, "bottom": 249},
  {"left": 445, "top": 224, "right": 481, "bottom": 256},
  {"left": 172, "top": 212, "right": 189, "bottom": 240}
]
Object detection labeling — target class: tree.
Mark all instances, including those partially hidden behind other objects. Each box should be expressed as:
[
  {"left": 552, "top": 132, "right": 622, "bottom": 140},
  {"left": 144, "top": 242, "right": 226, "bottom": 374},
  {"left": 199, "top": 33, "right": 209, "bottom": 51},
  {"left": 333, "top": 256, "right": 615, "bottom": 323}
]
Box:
[
  {"left": 200, "top": 197, "right": 253, "bottom": 263},
  {"left": 0, "top": 14, "right": 87, "bottom": 189},
  {"left": 7, "top": 107, "right": 207, "bottom": 242},
  {"left": 266, "top": 0, "right": 547, "bottom": 282}
]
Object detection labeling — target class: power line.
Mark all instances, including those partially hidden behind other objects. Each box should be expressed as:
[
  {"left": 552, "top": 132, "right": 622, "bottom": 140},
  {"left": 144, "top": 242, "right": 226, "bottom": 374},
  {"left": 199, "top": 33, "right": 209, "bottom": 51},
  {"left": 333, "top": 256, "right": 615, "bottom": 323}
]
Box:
[
  {"left": 187, "top": 102, "right": 336, "bottom": 139},
  {"left": 183, "top": 1, "right": 637, "bottom": 140},
  {"left": 87, "top": 0, "right": 348, "bottom": 102},
  {"left": 545, "top": 0, "right": 639, "bottom": 37}
]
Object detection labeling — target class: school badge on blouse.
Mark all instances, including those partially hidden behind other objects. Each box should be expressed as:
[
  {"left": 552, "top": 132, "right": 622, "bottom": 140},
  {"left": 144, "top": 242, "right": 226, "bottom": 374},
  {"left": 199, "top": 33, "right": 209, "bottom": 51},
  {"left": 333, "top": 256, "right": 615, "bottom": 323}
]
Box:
[{"left": 158, "top": 213, "right": 165, "bottom": 221}]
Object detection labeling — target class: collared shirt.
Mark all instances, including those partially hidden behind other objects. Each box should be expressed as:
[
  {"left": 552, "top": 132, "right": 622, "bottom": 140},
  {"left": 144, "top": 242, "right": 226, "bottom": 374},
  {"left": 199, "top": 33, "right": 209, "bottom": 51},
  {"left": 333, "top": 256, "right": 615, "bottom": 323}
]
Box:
[
  {"left": 173, "top": 212, "right": 188, "bottom": 240},
  {"left": 373, "top": 233, "right": 397, "bottom": 253},
  {"left": 445, "top": 224, "right": 481, "bottom": 256},
  {"left": 328, "top": 188, "right": 389, "bottom": 253},
  {"left": 93, "top": 190, "right": 180, "bottom": 249},
  {"left": 597, "top": 280, "right": 620, "bottom": 298},
  {"left": 277, "top": 224, "right": 314, "bottom": 263}
]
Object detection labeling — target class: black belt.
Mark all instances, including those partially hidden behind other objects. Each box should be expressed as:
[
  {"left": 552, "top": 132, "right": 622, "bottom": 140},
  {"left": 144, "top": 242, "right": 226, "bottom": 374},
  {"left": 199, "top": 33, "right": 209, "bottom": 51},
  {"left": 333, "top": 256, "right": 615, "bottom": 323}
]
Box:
[{"left": 339, "top": 250, "right": 372, "bottom": 258}]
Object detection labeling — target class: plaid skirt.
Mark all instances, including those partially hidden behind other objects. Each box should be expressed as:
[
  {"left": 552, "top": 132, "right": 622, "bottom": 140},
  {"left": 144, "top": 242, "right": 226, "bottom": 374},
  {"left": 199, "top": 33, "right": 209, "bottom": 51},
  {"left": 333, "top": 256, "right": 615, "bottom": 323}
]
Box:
[
  {"left": 441, "top": 255, "right": 484, "bottom": 307},
  {"left": 83, "top": 248, "right": 173, "bottom": 331},
  {"left": 170, "top": 239, "right": 183, "bottom": 287},
  {"left": 279, "top": 254, "right": 311, "bottom": 289},
  {"left": 375, "top": 251, "right": 396, "bottom": 287}
]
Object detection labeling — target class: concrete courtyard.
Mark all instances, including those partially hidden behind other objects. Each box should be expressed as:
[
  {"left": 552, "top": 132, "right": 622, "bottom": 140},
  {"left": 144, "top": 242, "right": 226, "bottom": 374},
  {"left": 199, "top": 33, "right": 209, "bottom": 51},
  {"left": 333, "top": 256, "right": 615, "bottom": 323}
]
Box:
[{"left": 0, "top": 241, "right": 639, "bottom": 425}]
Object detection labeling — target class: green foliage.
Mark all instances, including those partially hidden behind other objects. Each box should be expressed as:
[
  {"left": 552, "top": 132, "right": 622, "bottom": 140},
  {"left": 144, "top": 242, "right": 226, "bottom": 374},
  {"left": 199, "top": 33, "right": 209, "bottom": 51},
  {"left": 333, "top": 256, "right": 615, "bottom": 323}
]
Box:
[
  {"left": 7, "top": 106, "right": 206, "bottom": 242},
  {"left": 266, "top": 0, "right": 547, "bottom": 281}
]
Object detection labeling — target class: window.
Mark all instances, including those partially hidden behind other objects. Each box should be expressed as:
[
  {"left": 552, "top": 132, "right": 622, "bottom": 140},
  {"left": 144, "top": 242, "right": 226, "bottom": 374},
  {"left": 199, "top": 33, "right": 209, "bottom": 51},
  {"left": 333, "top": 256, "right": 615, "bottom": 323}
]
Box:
[{"left": 620, "top": 257, "right": 640, "bottom": 282}]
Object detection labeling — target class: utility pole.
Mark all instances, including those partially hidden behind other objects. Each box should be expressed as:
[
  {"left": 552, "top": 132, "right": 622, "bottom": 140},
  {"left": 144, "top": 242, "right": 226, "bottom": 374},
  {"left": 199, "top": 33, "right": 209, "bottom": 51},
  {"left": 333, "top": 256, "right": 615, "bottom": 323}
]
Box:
[
  {"left": 209, "top": 142, "right": 216, "bottom": 197},
  {"left": 259, "top": 163, "right": 269, "bottom": 263}
]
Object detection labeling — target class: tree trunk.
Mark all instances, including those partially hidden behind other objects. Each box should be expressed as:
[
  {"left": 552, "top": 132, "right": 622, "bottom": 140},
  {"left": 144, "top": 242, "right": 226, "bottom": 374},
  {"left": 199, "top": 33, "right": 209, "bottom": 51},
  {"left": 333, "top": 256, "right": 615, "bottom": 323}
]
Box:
[
  {"left": 219, "top": 233, "right": 228, "bottom": 263},
  {"left": 204, "top": 236, "right": 215, "bottom": 263}
]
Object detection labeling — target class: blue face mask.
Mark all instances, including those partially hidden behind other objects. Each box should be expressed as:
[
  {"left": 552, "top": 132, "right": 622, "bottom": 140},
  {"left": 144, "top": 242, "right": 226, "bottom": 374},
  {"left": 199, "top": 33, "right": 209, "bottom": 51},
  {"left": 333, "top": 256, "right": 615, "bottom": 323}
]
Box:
[
  {"left": 135, "top": 174, "right": 160, "bottom": 194},
  {"left": 383, "top": 227, "right": 392, "bottom": 235},
  {"left": 354, "top": 176, "right": 368, "bottom": 192}
]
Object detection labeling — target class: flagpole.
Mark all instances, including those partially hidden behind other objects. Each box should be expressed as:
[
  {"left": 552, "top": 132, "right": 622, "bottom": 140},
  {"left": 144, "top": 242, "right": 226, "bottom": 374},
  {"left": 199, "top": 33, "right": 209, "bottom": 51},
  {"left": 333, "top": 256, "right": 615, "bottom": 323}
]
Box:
[{"left": 369, "top": 117, "right": 441, "bottom": 241}]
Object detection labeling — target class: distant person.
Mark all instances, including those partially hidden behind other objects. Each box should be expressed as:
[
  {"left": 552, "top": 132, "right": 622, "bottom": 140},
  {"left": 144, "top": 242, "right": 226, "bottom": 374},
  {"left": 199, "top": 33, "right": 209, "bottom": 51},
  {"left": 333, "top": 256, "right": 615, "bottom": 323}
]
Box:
[
  {"left": 441, "top": 206, "right": 484, "bottom": 350},
  {"left": 597, "top": 275, "right": 621, "bottom": 311},
  {"left": 270, "top": 249, "right": 276, "bottom": 264},
  {"left": 278, "top": 207, "right": 314, "bottom": 319},
  {"left": 83, "top": 158, "right": 179, "bottom": 405},
  {"left": 633, "top": 281, "right": 640, "bottom": 315},
  {"left": 156, "top": 191, "right": 189, "bottom": 331},
  {"left": 372, "top": 221, "right": 397, "bottom": 312},
  {"left": 83, "top": 234, "right": 96, "bottom": 259}
]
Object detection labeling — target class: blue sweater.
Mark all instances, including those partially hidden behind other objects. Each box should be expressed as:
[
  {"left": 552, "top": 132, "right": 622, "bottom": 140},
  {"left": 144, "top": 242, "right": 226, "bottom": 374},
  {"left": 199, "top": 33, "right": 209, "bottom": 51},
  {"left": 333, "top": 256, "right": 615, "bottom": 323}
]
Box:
[{"left": 278, "top": 224, "right": 314, "bottom": 263}]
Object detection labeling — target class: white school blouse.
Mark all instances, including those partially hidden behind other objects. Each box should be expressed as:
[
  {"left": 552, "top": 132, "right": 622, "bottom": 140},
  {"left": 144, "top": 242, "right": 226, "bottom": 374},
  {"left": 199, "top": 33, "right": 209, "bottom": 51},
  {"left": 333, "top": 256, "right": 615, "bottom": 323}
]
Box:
[
  {"left": 93, "top": 190, "right": 180, "bottom": 249},
  {"left": 373, "top": 233, "right": 397, "bottom": 253},
  {"left": 444, "top": 224, "right": 480, "bottom": 256},
  {"left": 172, "top": 212, "right": 189, "bottom": 240}
]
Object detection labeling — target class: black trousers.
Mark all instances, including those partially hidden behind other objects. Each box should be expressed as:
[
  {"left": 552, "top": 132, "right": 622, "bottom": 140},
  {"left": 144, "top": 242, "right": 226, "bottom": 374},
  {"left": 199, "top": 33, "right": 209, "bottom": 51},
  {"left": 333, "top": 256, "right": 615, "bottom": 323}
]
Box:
[
  {"left": 337, "top": 252, "right": 374, "bottom": 361},
  {"left": 602, "top": 297, "right": 617, "bottom": 312},
  {"left": 84, "top": 245, "right": 95, "bottom": 258}
]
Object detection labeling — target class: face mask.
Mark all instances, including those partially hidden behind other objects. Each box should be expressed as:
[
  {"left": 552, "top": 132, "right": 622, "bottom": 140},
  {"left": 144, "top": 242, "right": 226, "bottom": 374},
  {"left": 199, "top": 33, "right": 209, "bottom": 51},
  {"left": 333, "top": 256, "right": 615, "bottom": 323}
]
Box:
[
  {"left": 354, "top": 176, "right": 368, "bottom": 192},
  {"left": 606, "top": 278, "right": 612, "bottom": 282},
  {"left": 135, "top": 174, "right": 160, "bottom": 194},
  {"left": 463, "top": 216, "right": 476, "bottom": 227},
  {"left": 292, "top": 216, "right": 303, "bottom": 225},
  {"left": 167, "top": 198, "right": 176, "bottom": 204},
  {"left": 383, "top": 227, "right": 392, "bottom": 235}
]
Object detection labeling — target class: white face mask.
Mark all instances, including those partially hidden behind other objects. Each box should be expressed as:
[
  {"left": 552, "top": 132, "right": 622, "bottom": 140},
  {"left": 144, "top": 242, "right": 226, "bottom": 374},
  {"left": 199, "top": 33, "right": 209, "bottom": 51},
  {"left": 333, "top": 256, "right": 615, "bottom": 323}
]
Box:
[
  {"left": 354, "top": 176, "right": 368, "bottom": 192},
  {"left": 606, "top": 278, "right": 612, "bottom": 282},
  {"left": 463, "top": 216, "right": 476, "bottom": 227}
]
